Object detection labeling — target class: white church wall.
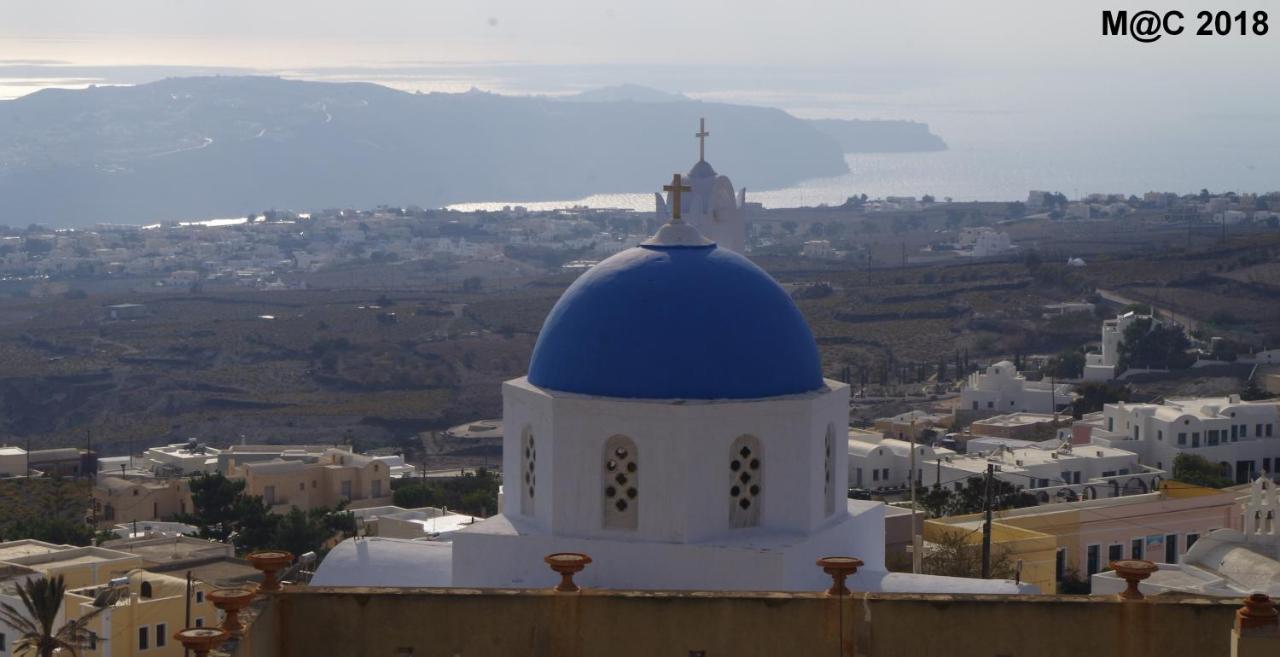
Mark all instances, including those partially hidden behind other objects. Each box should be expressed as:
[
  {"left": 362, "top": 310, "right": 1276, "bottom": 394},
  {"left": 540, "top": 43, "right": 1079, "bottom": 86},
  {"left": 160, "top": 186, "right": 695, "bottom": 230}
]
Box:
[{"left": 500, "top": 378, "right": 851, "bottom": 545}]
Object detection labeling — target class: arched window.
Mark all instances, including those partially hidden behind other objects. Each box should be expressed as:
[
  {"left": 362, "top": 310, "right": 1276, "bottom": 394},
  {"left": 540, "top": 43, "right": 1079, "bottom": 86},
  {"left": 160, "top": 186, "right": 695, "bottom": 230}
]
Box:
[
  {"left": 730, "top": 435, "right": 763, "bottom": 528},
  {"left": 602, "top": 436, "right": 638, "bottom": 530},
  {"left": 824, "top": 424, "right": 837, "bottom": 516},
  {"left": 520, "top": 427, "right": 536, "bottom": 516},
  {"left": 140, "top": 581, "right": 153, "bottom": 599}
]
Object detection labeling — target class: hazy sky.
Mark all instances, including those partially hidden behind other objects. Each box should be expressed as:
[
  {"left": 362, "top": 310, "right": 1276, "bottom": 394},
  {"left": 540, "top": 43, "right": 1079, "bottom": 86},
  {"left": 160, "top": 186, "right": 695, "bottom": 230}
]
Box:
[{"left": 2, "top": 1, "right": 1278, "bottom": 145}]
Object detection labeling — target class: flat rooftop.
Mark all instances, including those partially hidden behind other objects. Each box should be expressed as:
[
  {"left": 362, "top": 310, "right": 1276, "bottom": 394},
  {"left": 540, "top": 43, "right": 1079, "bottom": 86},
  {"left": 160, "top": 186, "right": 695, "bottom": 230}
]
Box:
[{"left": 0, "top": 540, "right": 72, "bottom": 562}]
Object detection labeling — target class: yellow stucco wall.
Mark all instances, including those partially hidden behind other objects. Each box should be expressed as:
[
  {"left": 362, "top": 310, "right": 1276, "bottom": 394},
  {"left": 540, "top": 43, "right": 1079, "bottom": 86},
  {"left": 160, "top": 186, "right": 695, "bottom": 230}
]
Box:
[
  {"left": 64, "top": 573, "right": 218, "bottom": 657},
  {"left": 236, "top": 588, "right": 1243, "bottom": 657}
]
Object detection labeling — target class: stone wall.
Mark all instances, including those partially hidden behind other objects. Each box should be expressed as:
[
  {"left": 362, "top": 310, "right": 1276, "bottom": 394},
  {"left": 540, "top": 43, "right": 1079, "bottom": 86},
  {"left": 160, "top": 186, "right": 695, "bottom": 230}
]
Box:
[{"left": 236, "top": 587, "right": 1241, "bottom": 657}]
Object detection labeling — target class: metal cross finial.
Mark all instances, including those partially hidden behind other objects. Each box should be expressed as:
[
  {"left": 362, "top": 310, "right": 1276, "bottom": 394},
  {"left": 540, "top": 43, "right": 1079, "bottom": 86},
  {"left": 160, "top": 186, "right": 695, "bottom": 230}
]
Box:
[
  {"left": 663, "top": 173, "right": 692, "bottom": 222},
  {"left": 696, "top": 117, "right": 710, "bottom": 162}
]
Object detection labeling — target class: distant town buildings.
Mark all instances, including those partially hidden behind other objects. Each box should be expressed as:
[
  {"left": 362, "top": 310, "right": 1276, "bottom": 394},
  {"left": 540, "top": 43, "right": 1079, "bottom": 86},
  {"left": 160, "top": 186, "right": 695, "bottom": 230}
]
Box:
[
  {"left": 927, "top": 481, "right": 1241, "bottom": 594},
  {"left": 1083, "top": 310, "right": 1167, "bottom": 381},
  {"left": 1078, "top": 395, "right": 1280, "bottom": 483},
  {"left": 1091, "top": 476, "right": 1278, "bottom": 597},
  {"left": 935, "top": 440, "right": 1164, "bottom": 503},
  {"left": 961, "top": 360, "right": 1075, "bottom": 414},
  {"left": 956, "top": 227, "right": 1014, "bottom": 257},
  {"left": 92, "top": 477, "right": 192, "bottom": 528},
  {"left": 231, "top": 447, "right": 393, "bottom": 513}
]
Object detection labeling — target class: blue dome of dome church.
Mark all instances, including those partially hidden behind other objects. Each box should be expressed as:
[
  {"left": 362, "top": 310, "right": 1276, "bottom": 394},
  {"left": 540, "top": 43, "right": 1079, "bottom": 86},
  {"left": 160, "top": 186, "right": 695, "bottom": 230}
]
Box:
[{"left": 527, "top": 237, "right": 825, "bottom": 400}]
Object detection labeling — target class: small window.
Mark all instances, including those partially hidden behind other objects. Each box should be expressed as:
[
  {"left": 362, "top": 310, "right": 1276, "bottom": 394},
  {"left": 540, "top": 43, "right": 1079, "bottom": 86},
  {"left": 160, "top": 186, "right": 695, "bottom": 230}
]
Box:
[
  {"left": 729, "top": 435, "right": 763, "bottom": 528},
  {"left": 521, "top": 427, "right": 536, "bottom": 515},
  {"left": 156, "top": 623, "right": 167, "bottom": 648},
  {"left": 195, "top": 590, "right": 204, "bottom": 603},
  {"left": 602, "top": 435, "right": 639, "bottom": 530},
  {"left": 824, "top": 424, "right": 837, "bottom": 516},
  {"left": 139, "top": 626, "right": 149, "bottom": 651},
  {"left": 1186, "top": 533, "right": 1199, "bottom": 550},
  {"left": 1086, "top": 545, "right": 1100, "bottom": 576},
  {"left": 195, "top": 617, "right": 204, "bottom": 628},
  {"left": 140, "top": 581, "right": 153, "bottom": 599},
  {"left": 1108, "top": 544, "right": 1123, "bottom": 563},
  {"left": 1178, "top": 433, "right": 1187, "bottom": 446},
  {"left": 1131, "top": 538, "right": 1143, "bottom": 560},
  {"left": 311, "top": 479, "right": 317, "bottom": 488}
]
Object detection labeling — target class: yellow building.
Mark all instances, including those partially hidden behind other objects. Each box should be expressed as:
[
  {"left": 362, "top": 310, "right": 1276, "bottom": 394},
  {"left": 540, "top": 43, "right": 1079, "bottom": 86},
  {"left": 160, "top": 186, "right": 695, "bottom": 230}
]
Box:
[
  {"left": 924, "top": 481, "right": 1240, "bottom": 594},
  {"left": 92, "top": 477, "right": 193, "bottom": 529},
  {"left": 0, "top": 540, "right": 143, "bottom": 590},
  {"left": 64, "top": 570, "right": 218, "bottom": 657},
  {"left": 234, "top": 448, "right": 392, "bottom": 513}
]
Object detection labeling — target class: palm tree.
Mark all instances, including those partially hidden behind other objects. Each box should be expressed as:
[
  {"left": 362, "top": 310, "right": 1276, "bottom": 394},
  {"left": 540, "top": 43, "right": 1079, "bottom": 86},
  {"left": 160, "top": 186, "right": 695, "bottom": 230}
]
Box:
[{"left": 0, "top": 574, "right": 110, "bottom": 657}]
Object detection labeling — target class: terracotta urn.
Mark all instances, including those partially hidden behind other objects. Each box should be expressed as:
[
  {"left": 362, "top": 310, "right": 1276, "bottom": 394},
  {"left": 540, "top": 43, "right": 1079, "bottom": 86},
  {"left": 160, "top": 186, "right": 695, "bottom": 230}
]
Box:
[
  {"left": 208, "top": 587, "right": 257, "bottom": 637},
  {"left": 1110, "top": 559, "right": 1157, "bottom": 601},
  {"left": 246, "top": 550, "right": 294, "bottom": 593},
  {"left": 816, "top": 556, "right": 864, "bottom": 596},
  {"left": 173, "top": 627, "right": 229, "bottom": 657},
  {"left": 1236, "top": 592, "right": 1279, "bottom": 632},
  {"left": 544, "top": 552, "right": 592, "bottom": 592}
]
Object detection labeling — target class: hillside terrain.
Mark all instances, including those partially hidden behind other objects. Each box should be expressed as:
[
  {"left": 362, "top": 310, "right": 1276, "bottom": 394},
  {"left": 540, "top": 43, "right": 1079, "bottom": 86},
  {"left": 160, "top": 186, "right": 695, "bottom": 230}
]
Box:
[
  {"left": 1, "top": 204, "right": 1275, "bottom": 454},
  {"left": 0, "top": 77, "right": 860, "bottom": 225}
]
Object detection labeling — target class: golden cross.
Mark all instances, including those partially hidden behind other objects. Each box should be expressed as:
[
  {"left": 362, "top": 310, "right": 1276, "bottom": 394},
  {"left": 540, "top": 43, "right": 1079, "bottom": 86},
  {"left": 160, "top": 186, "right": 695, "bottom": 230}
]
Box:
[
  {"left": 663, "top": 173, "right": 692, "bottom": 222},
  {"left": 696, "top": 117, "right": 710, "bottom": 162}
]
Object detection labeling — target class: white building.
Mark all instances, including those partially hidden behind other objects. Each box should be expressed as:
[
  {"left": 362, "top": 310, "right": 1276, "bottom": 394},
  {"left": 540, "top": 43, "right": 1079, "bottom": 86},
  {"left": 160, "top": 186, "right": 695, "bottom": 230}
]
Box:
[
  {"left": 654, "top": 118, "right": 749, "bottom": 253},
  {"left": 801, "top": 240, "right": 836, "bottom": 259},
  {"left": 143, "top": 441, "right": 221, "bottom": 475},
  {"left": 848, "top": 431, "right": 954, "bottom": 491},
  {"left": 1083, "top": 311, "right": 1163, "bottom": 381},
  {"left": 1079, "top": 395, "right": 1280, "bottom": 484},
  {"left": 314, "top": 181, "right": 1030, "bottom": 595},
  {"left": 960, "top": 361, "right": 1074, "bottom": 414},
  {"left": 1092, "top": 476, "right": 1280, "bottom": 597},
  {"left": 936, "top": 440, "right": 1164, "bottom": 504},
  {"left": 957, "top": 228, "right": 1014, "bottom": 257}
]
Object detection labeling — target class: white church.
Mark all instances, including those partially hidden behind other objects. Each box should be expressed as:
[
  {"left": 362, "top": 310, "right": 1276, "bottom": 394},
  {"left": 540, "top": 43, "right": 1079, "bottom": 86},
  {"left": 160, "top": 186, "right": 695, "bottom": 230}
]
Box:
[
  {"left": 654, "top": 119, "right": 749, "bottom": 253},
  {"left": 313, "top": 151, "right": 1029, "bottom": 595}
]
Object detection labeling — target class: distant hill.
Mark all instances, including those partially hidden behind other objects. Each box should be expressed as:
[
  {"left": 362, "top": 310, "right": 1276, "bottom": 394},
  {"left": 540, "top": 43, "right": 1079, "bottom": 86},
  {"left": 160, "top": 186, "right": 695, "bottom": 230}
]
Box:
[
  {"left": 0, "top": 77, "right": 937, "bottom": 226},
  {"left": 562, "top": 84, "right": 690, "bottom": 103},
  {"left": 808, "top": 119, "right": 947, "bottom": 153}
]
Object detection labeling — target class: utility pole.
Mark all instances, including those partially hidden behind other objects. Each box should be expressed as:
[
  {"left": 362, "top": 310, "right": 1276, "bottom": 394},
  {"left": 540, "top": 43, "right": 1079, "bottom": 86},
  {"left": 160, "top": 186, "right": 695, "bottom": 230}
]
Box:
[
  {"left": 909, "top": 419, "right": 920, "bottom": 574},
  {"left": 981, "top": 463, "right": 994, "bottom": 578}
]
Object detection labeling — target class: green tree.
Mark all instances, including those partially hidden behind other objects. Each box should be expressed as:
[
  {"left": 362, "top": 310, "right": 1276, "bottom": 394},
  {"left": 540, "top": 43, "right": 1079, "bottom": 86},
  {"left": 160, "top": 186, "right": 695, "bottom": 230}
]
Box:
[
  {"left": 1117, "top": 318, "right": 1193, "bottom": 372},
  {"left": 3, "top": 517, "right": 94, "bottom": 547},
  {"left": 0, "top": 575, "right": 110, "bottom": 657},
  {"left": 179, "top": 473, "right": 246, "bottom": 541},
  {"left": 1172, "top": 453, "right": 1233, "bottom": 488},
  {"left": 921, "top": 529, "right": 1015, "bottom": 579},
  {"left": 1023, "top": 250, "right": 1042, "bottom": 274},
  {"left": 1071, "top": 381, "right": 1130, "bottom": 418},
  {"left": 1240, "top": 378, "right": 1272, "bottom": 401},
  {"left": 1045, "top": 348, "right": 1085, "bottom": 379},
  {"left": 390, "top": 468, "right": 499, "bottom": 516}
]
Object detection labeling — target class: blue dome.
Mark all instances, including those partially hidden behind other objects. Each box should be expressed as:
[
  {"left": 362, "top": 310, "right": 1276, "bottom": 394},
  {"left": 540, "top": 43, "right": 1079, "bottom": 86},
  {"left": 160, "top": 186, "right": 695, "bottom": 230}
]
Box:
[{"left": 527, "top": 243, "right": 825, "bottom": 399}]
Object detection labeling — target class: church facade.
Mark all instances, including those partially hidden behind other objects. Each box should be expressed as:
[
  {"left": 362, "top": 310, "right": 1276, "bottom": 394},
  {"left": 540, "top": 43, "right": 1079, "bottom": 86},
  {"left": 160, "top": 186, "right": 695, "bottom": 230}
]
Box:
[
  {"left": 314, "top": 168, "right": 1028, "bottom": 596},
  {"left": 654, "top": 119, "right": 749, "bottom": 253}
]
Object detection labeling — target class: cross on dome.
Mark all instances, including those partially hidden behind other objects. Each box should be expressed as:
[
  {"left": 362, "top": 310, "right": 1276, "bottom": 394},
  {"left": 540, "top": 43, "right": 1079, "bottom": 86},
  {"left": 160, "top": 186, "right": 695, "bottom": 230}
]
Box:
[
  {"left": 696, "top": 118, "right": 710, "bottom": 162},
  {"left": 646, "top": 172, "right": 712, "bottom": 247},
  {"left": 663, "top": 173, "right": 692, "bottom": 223}
]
